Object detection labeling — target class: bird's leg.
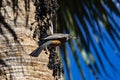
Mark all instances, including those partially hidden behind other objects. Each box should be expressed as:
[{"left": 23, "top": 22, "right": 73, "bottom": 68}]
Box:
[{"left": 44, "top": 47, "right": 49, "bottom": 54}]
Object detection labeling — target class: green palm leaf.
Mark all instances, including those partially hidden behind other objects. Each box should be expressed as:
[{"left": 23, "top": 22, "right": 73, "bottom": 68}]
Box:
[{"left": 58, "top": 0, "right": 120, "bottom": 80}]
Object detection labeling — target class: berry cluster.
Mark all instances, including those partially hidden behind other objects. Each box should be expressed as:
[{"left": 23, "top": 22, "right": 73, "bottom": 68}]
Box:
[
  {"left": 34, "top": 0, "right": 59, "bottom": 20},
  {"left": 47, "top": 46, "right": 64, "bottom": 78},
  {"left": 31, "top": 0, "right": 63, "bottom": 79}
]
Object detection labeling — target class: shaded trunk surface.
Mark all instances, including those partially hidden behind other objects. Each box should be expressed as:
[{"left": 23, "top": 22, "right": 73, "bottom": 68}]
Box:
[{"left": 0, "top": 0, "right": 54, "bottom": 80}]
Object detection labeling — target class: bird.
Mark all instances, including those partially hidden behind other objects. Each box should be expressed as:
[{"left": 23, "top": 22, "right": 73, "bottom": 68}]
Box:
[{"left": 30, "top": 33, "right": 75, "bottom": 57}]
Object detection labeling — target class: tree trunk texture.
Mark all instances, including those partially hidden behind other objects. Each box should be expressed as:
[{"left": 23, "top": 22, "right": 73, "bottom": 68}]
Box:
[{"left": 0, "top": 0, "right": 54, "bottom": 80}]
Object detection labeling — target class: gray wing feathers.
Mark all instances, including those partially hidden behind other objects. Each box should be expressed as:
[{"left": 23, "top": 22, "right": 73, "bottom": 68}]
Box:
[{"left": 42, "top": 33, "right": 69, "bottom": 40}]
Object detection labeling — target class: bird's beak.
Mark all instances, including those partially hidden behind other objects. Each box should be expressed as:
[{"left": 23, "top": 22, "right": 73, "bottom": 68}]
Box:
[{"left": 72, "top": 36, "right": 76, "bottom": 39}]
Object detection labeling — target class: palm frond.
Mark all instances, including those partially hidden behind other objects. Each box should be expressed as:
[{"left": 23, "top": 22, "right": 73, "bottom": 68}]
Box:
[{"left": 58, "top": 0, "right": 120, "bottom": 80}]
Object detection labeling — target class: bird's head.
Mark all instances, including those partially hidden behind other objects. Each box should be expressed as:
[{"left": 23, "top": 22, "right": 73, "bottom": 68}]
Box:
[{"left": 66, "top": 34, "right": 76, "bottom": 41}]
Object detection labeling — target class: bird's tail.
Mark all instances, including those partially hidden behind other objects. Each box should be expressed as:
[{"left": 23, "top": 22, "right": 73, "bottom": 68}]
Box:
[
  {"left": 30, "top": 40, "right": 52, "bottom": 57},
  {"left": 29, "top": 46, "right": 43, "bottom": 57}
]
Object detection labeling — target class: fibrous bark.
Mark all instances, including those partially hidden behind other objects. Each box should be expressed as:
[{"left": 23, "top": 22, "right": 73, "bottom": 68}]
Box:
[{"left": 0, "top": 0, "right": 55, "bottom": 80}]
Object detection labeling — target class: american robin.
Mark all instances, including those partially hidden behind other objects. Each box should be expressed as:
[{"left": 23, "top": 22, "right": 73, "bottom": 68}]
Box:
[{"left": 30, "top": 33, "right": 75, "bottom": 57}]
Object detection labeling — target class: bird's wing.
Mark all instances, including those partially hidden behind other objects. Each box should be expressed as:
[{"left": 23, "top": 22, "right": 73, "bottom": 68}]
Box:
[
  {"left": 42, "top": 33, "right": 69, "bottom": 40},
  {"left": 29, "top": 40, "right": 53, "bottom": 57}
]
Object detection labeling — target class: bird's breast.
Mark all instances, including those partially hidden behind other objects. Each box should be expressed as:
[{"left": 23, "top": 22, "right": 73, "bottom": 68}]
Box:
[{"left": 51, "top": 40, "right": 62, "bottom": 46}]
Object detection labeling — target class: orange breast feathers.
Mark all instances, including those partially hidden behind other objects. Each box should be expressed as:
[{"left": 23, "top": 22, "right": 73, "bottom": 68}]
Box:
[{"left": 51, "top": 40, "right": 62, "bottom": 46}]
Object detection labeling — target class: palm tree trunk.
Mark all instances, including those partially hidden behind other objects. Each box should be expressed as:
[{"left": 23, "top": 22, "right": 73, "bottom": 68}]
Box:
[{"left": 0, "top": 0, "right": 54, "bottom": 80}]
